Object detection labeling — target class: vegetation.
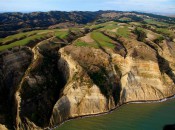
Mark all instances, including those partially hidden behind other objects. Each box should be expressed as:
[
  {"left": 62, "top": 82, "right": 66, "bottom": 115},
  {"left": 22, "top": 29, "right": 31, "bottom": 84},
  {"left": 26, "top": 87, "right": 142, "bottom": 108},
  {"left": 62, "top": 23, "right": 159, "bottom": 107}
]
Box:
[
  {"left": 1, "top": 11, "right": 175, "bottom": 52},
  {"left": 154, "top": 36, "right": 164, "bottom": 44},
  {"left": 133, "top": 27, "right": 147, "bottom": 42},
  {"left": 119, "top": 17, "right": 132, "bottom": 22},
  {"left": 89, "top": 24, "right": 105, "bottom": 30},
  {"left": 1, "top": 10, "right": 175, "bottom": 38},
  {"left": 0, "top": 31, "right": 37, "bottom": 45},
  {"left": 0, "top": 33, "right": 51, "bottom": 51},
  {"left": 88, "top": 68, "right": 109, "bottom": 98},
  {"left": 102, "top": 23, "right": 118, "bottom": 30},
  {"left": 74, "top": 40, "right": 98, "bottom": 48},
  {"left": 0, "top": 29, "right": 70, "bottom": 51},
  {"left": 91, "top": 31, "right": 115, "bottom": 49},
  {"left": 55, "top": 31, "right": 68, "bottom": 39},
  {"left": 75, "top": 41, "right": 89, "bottom": 46},
  {"left": 116, "top": 26, "right": 130, "bottom": 38},
  {"left": 156, "top": 28, "right": 174, "bottom": 40},
  {"left": 144, "top": 19, "right": 169, "bottom": 27}
]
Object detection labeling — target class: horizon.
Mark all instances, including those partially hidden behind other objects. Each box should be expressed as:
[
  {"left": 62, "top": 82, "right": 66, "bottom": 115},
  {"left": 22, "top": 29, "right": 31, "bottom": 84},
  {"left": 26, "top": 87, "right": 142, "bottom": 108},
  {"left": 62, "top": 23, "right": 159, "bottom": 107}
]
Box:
[
  {"left": 0, "top": 0, "right": 175, "bottom": 15},
  {"left": 0, "top": 10, "right": 174, "bottom": 17}
]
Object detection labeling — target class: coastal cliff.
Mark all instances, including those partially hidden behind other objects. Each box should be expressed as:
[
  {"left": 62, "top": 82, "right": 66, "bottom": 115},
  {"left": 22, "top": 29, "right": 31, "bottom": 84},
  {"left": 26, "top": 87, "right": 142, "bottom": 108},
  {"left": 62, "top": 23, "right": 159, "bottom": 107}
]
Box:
[
  {"left": 0, "top": 11, "right": 175, "bottom": 130},
  {"left": 49, "top": 35, "right": 175, "bottom": 127}
]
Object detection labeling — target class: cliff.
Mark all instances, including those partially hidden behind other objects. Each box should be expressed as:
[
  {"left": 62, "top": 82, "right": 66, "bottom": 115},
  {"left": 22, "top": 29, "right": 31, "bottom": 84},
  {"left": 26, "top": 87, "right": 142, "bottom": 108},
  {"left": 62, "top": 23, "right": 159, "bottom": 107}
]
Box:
[{"left": 0, "top": 13, "right": 175, "bottom": 129}]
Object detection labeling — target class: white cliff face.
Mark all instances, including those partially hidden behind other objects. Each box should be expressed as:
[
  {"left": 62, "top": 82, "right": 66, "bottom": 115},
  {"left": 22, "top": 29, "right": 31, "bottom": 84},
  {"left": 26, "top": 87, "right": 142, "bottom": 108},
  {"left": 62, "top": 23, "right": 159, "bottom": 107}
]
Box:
[
  {"left": 119, "top": 58, "right": 165, "bottom": 102},
  {"left": 112, "top": 41, "right": 175, "bottom": 103},
  {"left": 49, "top": 37, "right": 175, "bottom": 127},
  {"left": 111, "top": 53, "right": 165, "bottom": 102},
  {"left": 50, "top": 48, "right": 111, "bottom": 127}
]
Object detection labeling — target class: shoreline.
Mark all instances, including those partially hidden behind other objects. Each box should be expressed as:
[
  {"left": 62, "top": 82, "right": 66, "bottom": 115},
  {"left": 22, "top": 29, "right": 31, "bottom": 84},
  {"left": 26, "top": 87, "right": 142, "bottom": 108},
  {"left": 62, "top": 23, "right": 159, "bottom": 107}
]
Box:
[{"left": 49, "top": 94, "right": 175, "bottom": 130}]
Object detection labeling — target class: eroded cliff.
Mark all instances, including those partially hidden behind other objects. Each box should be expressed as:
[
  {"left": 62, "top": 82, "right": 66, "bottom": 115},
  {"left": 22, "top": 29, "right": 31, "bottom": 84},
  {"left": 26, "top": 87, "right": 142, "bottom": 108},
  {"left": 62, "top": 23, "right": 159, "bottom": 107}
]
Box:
[{"left": 0, "top": 19, "right": 175, "bottom": 129}]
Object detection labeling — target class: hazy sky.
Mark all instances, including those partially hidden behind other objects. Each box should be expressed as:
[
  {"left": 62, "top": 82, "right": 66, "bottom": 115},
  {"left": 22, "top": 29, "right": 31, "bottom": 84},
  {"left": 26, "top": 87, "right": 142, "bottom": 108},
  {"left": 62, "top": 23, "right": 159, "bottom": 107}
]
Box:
[{"left": 0, "top": 0, "right": 175, "bottom": 14}]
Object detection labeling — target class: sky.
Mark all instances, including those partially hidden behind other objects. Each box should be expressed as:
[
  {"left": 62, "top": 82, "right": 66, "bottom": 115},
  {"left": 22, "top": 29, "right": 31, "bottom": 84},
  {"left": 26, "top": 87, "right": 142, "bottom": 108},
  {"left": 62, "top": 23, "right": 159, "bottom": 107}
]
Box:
[{"left": 0, "top": 0, "right": 175, "bottom": 14}]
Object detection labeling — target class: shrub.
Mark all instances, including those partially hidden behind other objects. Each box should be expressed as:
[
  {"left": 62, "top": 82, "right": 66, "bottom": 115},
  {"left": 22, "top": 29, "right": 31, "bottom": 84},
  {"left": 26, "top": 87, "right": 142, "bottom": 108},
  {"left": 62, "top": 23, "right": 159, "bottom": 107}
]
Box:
[
  {"left": 133, "top": 28, "right": 147, "bottom": 42},
  {"left": 154, "top": 36, "right": 164, "bottom": 43}
]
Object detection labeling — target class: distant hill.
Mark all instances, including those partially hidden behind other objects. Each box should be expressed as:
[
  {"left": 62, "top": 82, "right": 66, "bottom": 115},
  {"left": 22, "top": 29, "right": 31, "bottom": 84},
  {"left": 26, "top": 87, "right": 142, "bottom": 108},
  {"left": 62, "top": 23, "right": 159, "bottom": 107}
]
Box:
[
  {"left": 169, "top": 15, "right": 175, "bottom": 18},
  {"left": 0, "top": 10, "right": 175, "bottom": 38}
]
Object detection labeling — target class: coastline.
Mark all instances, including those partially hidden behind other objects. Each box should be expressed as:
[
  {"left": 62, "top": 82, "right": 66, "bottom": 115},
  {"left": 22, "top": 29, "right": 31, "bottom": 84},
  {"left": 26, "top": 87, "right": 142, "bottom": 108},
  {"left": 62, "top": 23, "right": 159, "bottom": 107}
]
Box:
[{"left": 49, "top": 94, "right": 175, "bottom": 130}]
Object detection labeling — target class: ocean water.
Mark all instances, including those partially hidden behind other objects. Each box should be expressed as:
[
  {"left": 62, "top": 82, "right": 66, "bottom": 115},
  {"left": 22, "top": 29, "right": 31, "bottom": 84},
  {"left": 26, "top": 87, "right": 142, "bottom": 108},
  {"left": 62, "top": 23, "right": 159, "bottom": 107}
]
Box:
[{"left": 57, "top": 98, "right": 175, "bottom": 130}]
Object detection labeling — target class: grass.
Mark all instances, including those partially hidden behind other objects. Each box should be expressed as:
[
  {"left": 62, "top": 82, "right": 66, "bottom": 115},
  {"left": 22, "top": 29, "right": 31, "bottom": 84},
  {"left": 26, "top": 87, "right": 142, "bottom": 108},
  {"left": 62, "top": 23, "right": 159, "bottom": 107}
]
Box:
[
  {"left": 144, "top": 19, "right": 169, "bottom": 27},
  {"left": 74, "top": 40, "right": 98, "bottom": 48},
  {"left": 89, "top": 23, "right": 105, "bottom": 30},
  {"left": 119, "top": 17, "right": 132, "bottom": 22},
  {"left": 0, "top": 29, "right": 71, "bottom": 51},
  {"left": 91, "top": 31, "right": 115, "bottom": 49},
  {"left": 156, "top": 28, "right": 174, "bottom": 40},
  {"left": 102, "top": 24, "right": 118, "bottom": 30},
  {"left": 91, "top": 22, "right": 119, "bottom": 32},
  {"left": 75, "top": 41, "right": 88, "bottom": 46},
  {"left": 101, "top": 22, "right": 119, "bottom": 30},
  {"left": 1, "top": 20, "right": 173, "bottom": 52},
  {"left": 0, "top": 33, "right": 50, "bottom": 51},
  {"left": 0, "top": 31, "right": 37, "bottom": 45},
  {"left": 136, "top": 27, "right": 144, "bottom": 31},
  {"left": 156, "top": 28, "right": 173, "bottom": 35},
  {"left": 116, "top": 26, "right": 130, "bottom": 38},
  {"left": 55, "top": 31, "right": 68, "bottom": 39},
  {"left": 75, "top": 30, "right": 117, "bottom": 49}
]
